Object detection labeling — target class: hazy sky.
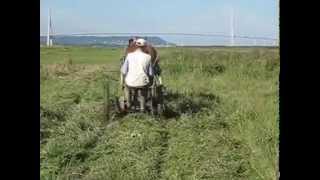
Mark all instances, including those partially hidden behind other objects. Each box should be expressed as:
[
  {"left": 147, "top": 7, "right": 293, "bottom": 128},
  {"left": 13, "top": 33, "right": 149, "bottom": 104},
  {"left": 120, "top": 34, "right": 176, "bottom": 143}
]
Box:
[{"left": 40, "top": 0, "right": 279, "bottom": 45}]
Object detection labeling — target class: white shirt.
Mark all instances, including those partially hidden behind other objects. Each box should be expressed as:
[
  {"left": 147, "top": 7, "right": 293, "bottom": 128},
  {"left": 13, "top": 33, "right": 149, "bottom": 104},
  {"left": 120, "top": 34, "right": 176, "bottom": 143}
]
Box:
[{"left": 121, "top": 48, "right": 153, "bottom": 87}]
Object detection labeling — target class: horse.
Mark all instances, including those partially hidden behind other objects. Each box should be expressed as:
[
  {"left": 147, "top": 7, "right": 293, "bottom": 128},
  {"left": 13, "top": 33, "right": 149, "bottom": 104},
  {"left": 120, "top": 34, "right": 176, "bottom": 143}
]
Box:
[
  {"left": 125, "top": 39, "right": 159, "bottom": 65},
  {"left": 120, "top": 38, "right": 161, "bottom": 89}
]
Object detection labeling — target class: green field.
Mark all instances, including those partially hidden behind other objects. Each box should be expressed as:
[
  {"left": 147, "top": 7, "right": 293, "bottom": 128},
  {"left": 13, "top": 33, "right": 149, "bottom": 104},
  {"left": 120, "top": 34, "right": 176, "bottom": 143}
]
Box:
[{"left": 40, "top": 46, "right": 279, "bottom": 180}]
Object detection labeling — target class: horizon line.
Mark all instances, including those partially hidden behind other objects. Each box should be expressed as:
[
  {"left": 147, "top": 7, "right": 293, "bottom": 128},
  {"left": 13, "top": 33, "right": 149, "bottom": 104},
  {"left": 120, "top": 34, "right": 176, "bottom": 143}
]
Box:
[{"left": 40, "top": 32, "right": 278, "bottom": 41}]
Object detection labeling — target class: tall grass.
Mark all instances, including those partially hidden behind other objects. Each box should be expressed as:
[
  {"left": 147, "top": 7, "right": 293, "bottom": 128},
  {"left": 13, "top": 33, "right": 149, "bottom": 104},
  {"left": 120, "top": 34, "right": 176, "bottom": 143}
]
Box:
[{"left": 40, "top": 47, "right": 279, "bottom": 180}]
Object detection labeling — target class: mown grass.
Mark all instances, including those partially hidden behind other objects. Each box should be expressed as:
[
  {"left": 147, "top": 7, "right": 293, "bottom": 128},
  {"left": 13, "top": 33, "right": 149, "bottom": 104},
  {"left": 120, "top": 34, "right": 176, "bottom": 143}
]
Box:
[{"left": 40, "top": 46, "right": 279, "bottom": 180}]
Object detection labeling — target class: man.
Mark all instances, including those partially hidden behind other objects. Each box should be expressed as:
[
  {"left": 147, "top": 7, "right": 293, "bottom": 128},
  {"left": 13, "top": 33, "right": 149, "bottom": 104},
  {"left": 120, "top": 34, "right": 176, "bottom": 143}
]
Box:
[{"left": 121, "top": 38, "right": 154, "bottom": 112}]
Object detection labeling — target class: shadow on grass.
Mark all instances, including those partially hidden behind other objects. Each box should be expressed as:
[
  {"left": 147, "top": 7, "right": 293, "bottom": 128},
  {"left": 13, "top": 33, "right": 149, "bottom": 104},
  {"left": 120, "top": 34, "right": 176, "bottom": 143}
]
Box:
[
  {"left": 161, "top": 90, "right": 221, "bottom": 119},
  {"left": 107, "top": 89, "right": 221, "bottom": 121}
]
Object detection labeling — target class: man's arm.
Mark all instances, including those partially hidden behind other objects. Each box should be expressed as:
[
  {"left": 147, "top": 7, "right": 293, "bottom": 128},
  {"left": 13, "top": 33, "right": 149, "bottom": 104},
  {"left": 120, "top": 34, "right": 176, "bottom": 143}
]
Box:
[
  {"left": 121, "top": 58, "right": 129, "bottom": 75},
  {"left": 148, "top": 62, "right": 154, "bottom": 77}
]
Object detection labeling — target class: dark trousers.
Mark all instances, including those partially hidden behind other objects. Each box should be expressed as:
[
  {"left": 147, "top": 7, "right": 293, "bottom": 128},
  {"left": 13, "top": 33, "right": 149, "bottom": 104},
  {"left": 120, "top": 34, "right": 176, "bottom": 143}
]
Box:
[{"left": 124, "top": 85, "right": 148, "bottom": 111}]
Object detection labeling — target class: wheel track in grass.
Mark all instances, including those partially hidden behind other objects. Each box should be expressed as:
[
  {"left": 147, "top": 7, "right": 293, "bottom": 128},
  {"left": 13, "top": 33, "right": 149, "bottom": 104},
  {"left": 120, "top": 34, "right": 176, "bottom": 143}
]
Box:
[
  {"left": 154, "top": 118, "right": 170, "bottom": 179},
  {"left": 102, "top": 113, "right": 172, "bottom": 179},
  {"left": 151, "top": 91, "right": 220, "bottom": 179}
]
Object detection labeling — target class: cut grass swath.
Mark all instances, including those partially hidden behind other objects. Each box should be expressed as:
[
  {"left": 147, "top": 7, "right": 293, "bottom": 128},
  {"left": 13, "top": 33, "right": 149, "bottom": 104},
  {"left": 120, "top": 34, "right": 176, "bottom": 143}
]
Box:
[{"left": 103, "top": 78, "right": 110, "bottom": 122}]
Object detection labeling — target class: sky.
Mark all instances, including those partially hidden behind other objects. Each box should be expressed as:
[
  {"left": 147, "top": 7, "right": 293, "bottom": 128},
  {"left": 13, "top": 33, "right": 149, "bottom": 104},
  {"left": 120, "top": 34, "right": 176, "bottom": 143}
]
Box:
[{"left": 40, "top": 0, "right": 279, "bottom": 45}]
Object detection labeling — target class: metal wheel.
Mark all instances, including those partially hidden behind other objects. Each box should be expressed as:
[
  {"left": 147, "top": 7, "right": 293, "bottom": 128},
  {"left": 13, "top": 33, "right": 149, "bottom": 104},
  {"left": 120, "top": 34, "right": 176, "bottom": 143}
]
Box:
[
  {"left": 150, "top": 96, "right": 157, "bottom": 116},
  {"left": 117, "top": 96, "right": 128, "bottom": 113},
  {"left": 157, "top": 103, "right": 164, "bottom": 116}
]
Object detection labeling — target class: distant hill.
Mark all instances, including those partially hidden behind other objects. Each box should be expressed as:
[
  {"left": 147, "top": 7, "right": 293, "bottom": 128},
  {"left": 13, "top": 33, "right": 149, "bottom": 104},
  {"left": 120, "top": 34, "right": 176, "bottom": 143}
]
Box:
[{"left": 40, "top": 36, "right": 175, "bottom": 47}]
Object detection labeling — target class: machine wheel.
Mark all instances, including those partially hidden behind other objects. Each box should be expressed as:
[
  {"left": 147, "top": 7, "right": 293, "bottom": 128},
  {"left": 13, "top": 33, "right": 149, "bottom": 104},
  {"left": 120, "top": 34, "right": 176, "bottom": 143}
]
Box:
[
  {"left": 117, "top": 96, "right": 127, "bottom": 113},
  {"left": 114, "top": 97, "right": 121, "bottom": 113},
  {"left": 157, "top": 103, "right": 164, "bottom": 116},
  {"left": 150, "top": 97, "right": 157, "bottom": 116}
]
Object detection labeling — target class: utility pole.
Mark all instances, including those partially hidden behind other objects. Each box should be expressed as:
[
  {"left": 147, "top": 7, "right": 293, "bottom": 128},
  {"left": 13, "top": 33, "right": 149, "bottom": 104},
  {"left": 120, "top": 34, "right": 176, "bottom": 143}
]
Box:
[
  {"left": 46, "top": 8, "right": 53, "bottom": 47},
  {"left": 46, "top": 9, "right": 51, "bottom": 47},
  {"left": 230, "top": 7, "right": 235, "bottom": 46}
]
